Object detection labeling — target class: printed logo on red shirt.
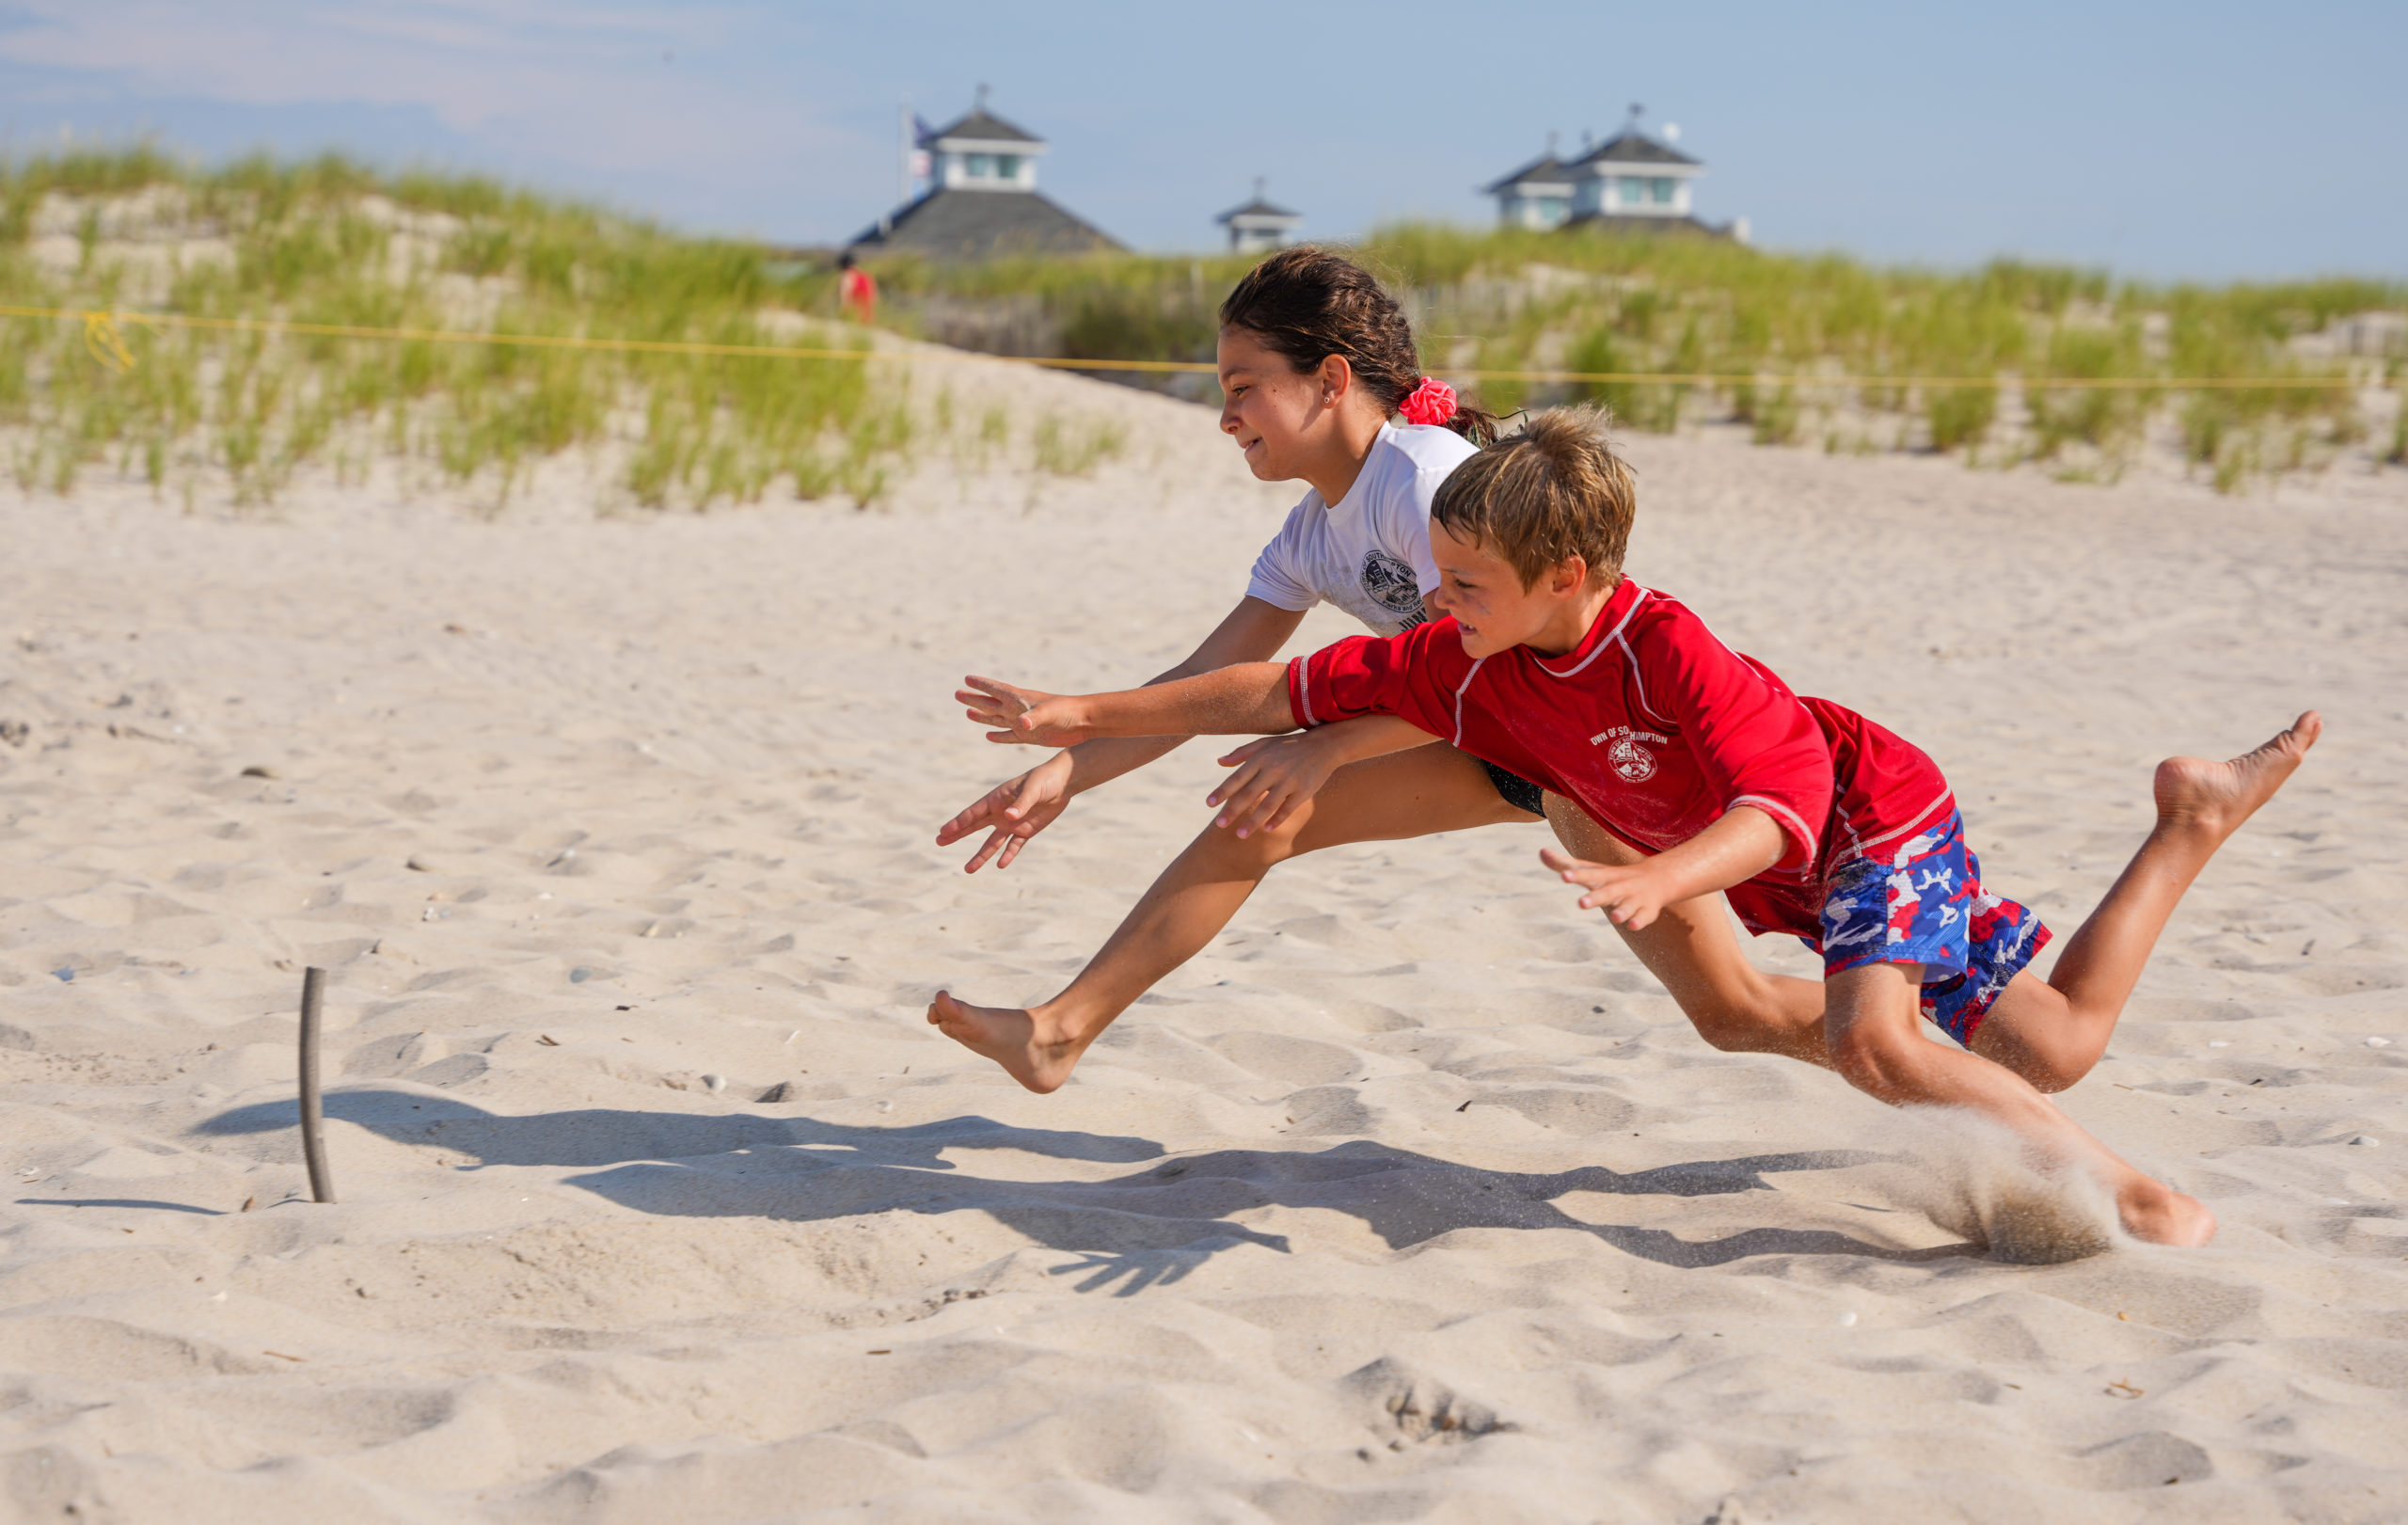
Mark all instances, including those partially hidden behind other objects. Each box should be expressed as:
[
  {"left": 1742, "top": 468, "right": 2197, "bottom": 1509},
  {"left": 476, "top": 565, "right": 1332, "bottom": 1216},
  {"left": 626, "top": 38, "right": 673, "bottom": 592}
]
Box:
[
  {"left": 1591, "top": 724, "right": 1665, "bottom": 783},
  {"left": 1608, "top": 738, "right": 1656, "bottom": 782}
]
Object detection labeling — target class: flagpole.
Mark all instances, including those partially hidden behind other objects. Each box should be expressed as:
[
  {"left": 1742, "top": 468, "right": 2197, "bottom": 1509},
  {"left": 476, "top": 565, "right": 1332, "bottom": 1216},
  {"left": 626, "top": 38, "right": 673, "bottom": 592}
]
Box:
[{"left": 898, "top": 96, "right": 912, "bottom": 206}]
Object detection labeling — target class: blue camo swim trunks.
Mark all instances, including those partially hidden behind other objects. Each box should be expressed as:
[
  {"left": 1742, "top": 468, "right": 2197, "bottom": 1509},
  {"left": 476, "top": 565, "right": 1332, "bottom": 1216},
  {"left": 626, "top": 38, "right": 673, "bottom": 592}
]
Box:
[{"left": 1812, "top": 810, "right": 2051, "bottom": 1045}]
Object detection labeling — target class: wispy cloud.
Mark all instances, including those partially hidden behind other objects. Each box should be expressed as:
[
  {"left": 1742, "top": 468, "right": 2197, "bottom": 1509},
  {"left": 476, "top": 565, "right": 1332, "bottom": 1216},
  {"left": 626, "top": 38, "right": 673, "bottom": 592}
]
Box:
[{"left": 0, "top": 1, "right": 878, "bottom": 234}]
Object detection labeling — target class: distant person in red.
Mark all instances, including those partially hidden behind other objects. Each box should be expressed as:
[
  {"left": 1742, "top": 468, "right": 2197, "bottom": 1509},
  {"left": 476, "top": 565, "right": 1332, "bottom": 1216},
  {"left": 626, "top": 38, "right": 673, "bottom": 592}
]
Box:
[{"left": 838, "top": 252, "right": 876, "bottom": 326}]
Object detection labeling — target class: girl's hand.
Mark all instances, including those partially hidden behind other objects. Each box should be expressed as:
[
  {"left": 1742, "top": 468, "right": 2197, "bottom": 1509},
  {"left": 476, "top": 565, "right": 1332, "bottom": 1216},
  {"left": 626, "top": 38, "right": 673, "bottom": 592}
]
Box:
[
  {"left": 957, "top": 675, "right": 1093, "bottom": 747},
  {"left": 1539, "top": 846, "right": 1674, "bottom": 929},
  {"left": 1208, "top": 732, "right": 1340, "bottom": 838},
  {"left": 935, "top": 752, "right": 1077, "bottom": 872}
]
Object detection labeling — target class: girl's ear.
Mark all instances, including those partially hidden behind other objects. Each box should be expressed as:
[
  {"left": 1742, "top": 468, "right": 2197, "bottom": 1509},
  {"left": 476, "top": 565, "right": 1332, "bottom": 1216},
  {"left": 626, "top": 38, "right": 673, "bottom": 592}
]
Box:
[{"left": 1318, "top": 353, "right": 1353, "bottom": 405}]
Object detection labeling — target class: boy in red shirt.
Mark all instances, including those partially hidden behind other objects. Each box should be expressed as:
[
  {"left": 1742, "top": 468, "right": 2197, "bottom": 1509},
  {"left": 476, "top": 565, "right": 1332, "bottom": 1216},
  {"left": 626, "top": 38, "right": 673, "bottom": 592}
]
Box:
[{"left": 954, "top": 409, "right": 2318, "bottom": 1248}]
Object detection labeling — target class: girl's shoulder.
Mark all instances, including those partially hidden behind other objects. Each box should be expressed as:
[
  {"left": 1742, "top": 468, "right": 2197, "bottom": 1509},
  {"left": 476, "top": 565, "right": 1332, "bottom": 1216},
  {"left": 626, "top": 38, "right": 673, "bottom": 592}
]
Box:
[
  {"left": 1352, "top": 424, "right": 1480, "bottom": 523},
  {"left": 1377, "top": 422, "right": 1482, "bottom": 478}
]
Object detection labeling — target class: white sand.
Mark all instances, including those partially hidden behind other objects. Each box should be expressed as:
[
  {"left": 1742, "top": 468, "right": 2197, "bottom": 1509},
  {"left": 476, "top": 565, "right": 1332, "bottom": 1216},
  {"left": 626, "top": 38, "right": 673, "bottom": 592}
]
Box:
[{"left": 4, "top": 362, "right": 2406, "bottom": 1522}]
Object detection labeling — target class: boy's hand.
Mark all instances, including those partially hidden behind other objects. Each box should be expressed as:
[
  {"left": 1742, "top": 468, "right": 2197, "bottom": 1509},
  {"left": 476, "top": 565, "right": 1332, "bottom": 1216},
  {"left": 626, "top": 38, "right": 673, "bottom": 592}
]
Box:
[
  {"left": 958, "top": 675, "right": 1094, "bottom": 747},
  {"left": 1208, "top": 732, "right": 1340, "bottom": 838},
  {"left": 936, "top": 752, "right": 1077, "bottom": 872},
  {"left": 1540, "top": 846, "right": 1675, "bottom": 929}
]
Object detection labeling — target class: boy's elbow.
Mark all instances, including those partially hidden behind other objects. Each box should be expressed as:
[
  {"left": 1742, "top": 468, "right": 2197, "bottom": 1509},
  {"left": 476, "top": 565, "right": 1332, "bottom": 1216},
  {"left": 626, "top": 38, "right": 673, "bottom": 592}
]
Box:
[{"left": 1728, "top": 801, "right": 1808, "bottom": 875}]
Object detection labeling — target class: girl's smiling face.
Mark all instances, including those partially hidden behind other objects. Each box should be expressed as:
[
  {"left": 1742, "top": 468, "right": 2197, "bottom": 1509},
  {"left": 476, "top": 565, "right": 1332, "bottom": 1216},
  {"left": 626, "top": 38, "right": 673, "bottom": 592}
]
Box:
[{"left": 1216, "top": 326, "right": 1359, "bottom": 484}]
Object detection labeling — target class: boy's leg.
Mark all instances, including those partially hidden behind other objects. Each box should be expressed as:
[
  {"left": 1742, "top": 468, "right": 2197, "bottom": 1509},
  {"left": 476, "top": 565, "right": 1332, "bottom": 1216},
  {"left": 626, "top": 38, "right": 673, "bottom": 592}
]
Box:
[
  {"left": 1824, "top": 961, "right": 2215, "bottom": 1247},
  {"left": 1972, "top": 711, "right": 2321, "bottom": 1091},
  {"left": 929, "top": 742, "right": 1534, "bottom": 1092},
  {"left": 1543, "top": 794, "right": 1829, "bottom": 1063}
]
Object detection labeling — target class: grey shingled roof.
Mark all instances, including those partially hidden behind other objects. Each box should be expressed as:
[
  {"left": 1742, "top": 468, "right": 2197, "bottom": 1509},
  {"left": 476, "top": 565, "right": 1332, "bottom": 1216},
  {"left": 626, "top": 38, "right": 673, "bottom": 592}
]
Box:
[
  {"left": 1560, "top": 210, "right": 1730, "bottom": 239},
  {"left": 1216, "top": 194, "right": 1300, "bottom": 224},
  {"left": 1573, "top": 129, "right": 1700, "bottom": 167},
  {"left": 1483, "top": 153, "right": 1575, "bottom": 194},
  {"left": 849, "top": 186, "right": 1121, "bottom": 261},
  {"left": 920, "top": 108, "right": 1042, "bottom": 146}
]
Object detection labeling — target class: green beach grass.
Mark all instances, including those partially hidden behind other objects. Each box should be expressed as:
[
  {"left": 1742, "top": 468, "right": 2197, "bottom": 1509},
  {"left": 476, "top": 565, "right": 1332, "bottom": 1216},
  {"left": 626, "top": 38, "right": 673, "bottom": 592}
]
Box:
[
  {"left": 3, "top": 148, "right": 2400, "bottom": 504},
  {"left": 879, "top": 223, "right": 2401, "bottom": 492},
  {"left": 1, "top": 148, "right": 895, "bottom": 511}
]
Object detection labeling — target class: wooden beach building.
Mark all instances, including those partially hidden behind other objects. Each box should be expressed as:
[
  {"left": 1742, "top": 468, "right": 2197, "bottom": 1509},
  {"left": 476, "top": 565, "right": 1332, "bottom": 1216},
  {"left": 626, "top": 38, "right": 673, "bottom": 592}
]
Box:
[
  {"left": 850, "top": 90, "right": 1121, "bottom": 261},
  {"left": 1487, "top": 110, "right": 1746, "bottom": 241},
  {"left": 1215, "top": 180, "right": 1303, "bottom": 254}
]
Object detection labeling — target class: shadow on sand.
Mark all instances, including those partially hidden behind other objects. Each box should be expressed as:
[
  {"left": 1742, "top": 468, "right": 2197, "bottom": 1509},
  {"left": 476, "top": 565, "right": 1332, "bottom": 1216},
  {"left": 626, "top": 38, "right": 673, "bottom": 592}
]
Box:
[{"left": 198, "top": 1088, "right": 1962, "bottom": 1294}]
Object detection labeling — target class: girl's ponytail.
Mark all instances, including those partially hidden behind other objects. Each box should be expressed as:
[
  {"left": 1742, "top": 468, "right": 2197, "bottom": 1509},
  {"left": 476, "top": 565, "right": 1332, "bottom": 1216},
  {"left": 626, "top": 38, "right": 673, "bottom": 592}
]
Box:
[
  {"left": 1219, "top": 247, "right": 1499, "bottom": 446},
  {"left": 1398, "top": 376, "right": 1502, "bottom": 446}
]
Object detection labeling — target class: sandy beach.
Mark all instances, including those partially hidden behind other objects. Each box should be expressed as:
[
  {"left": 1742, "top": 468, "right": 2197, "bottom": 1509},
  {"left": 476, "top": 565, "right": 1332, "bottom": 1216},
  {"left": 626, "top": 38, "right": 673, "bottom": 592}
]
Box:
[{"left": 4, "top": 357, "right": 2405, "bottom": 1523}]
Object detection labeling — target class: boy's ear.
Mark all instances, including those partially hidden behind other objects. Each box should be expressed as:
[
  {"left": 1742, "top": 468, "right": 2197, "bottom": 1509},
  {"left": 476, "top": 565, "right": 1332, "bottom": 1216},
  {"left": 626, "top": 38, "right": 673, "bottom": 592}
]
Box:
[{"left": 1549, "top": 554, "right": 1590, "bottom": 597}]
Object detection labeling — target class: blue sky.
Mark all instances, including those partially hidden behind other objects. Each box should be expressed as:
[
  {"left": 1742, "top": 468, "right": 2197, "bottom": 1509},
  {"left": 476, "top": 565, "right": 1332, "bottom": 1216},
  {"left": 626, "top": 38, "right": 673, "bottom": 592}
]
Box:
[{"left": 5, "top": 1, "right": 2401, "bottom": 279}]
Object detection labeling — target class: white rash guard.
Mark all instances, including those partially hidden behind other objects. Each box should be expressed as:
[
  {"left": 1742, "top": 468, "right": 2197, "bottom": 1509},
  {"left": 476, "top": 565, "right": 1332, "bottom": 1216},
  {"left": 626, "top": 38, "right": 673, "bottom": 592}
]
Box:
[{"left": 1244, "top": 423, "right": 1479, "bottom": 637}]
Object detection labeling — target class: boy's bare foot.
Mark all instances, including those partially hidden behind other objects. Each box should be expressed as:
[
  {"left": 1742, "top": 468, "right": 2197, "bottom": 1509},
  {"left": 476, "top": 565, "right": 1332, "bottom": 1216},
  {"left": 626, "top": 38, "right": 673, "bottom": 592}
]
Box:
[
  {"left": 926, "top": 991, "right": 1090, "bottom": 1094},
  {"left": 2115, "top": 1180, "right": 2218, "bottom": 1247},
  {"left": 2154, "top": 710, "right": 2321, "bottom": 841}
]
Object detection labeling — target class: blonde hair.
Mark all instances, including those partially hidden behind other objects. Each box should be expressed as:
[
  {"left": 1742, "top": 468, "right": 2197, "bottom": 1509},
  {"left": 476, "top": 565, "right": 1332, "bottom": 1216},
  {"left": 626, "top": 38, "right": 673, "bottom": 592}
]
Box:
[{"left": 1431, "top": 405, "right": 1634, "bottom": 589}]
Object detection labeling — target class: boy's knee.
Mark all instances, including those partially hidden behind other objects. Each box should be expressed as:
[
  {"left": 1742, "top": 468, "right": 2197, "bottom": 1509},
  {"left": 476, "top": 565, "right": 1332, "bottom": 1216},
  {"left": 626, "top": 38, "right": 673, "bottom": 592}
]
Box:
[
  {"left": 1970, "top": 1019, "right": 2091, "bottom": 1094},
  {"left": 1828, "top": 1021, "right": 1925, "bottom": 1099},
  {"left": 2021, "top": 1062, "right": 2081, "bottom": 1095},
  {"left": 2002, "top": 1048, "right": 2085, "bottom": 1094},
  {"left": 1689, "top": 1007, "right": 1766, "bottom": 1054}
]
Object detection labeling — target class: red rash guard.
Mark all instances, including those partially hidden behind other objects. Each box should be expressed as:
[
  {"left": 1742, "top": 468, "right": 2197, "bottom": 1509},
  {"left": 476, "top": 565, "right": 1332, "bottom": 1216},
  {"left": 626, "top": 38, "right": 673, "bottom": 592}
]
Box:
[{"left": 1285, "top": 578, "right": 1956, "bottom": 942}]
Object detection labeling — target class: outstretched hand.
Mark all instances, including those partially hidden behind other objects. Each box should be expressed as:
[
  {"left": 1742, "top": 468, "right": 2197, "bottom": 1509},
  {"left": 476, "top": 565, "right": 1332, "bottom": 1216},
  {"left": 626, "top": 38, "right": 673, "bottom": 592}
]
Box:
[
  {"left": 1540, "top": 846, "right": 1674, "bottom": 929},
  {"left": 1208, "top": 733, "right": 1339, "bottom": 838},
  {"left": 957, "top": 675, "right": 1094, "bottom": 747},
  {"left": 935, "top": 752, "right": 1077, "bottom": 872}
]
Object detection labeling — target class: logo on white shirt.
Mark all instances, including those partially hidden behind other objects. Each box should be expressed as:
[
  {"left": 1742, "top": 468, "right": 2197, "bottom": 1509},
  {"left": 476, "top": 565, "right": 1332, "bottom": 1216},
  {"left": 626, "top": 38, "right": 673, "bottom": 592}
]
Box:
[{"left": 1359, "top": 549, "right": 1426, "bottom": 626}]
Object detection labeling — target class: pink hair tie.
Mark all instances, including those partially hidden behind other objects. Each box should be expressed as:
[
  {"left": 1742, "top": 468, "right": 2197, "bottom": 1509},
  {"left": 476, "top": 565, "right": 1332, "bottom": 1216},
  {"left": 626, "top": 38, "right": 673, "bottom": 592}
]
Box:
[{"left": 1398, "top": 376, "right": 1457, "bottom": 427}]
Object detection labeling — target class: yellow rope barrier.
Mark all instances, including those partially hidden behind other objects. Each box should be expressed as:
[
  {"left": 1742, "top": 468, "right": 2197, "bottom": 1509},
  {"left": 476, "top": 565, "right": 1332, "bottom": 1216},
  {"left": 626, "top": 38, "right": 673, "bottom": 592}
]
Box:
[
  {"left": 79, "top": 310, "right": 135, "bottom": 371},
  {"left": 0, "top": 302, "right": 2371, "bottom": 391}
]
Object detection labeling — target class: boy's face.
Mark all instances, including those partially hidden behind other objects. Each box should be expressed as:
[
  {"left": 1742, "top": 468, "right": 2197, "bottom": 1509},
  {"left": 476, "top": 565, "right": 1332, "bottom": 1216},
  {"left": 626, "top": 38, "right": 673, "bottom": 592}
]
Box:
[{"left": 1427, "top": 517, "right": 1589, "bottom": 658}]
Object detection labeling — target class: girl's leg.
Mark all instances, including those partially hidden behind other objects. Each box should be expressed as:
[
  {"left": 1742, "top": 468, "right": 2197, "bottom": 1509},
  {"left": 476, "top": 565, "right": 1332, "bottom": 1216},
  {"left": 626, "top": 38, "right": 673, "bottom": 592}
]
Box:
[
  {"left": 1542, "top": 795, "right": 1828, "bottom": 1062},
  {"left": 1972, "top": 711, "right": 2320, "bottom": 1091},
  {"left": 929, "top": 743, "right": 1534, "bottom": 1092},
  {"left": 1824, "top": 961, "right": 2214, "bottom": 1246}
]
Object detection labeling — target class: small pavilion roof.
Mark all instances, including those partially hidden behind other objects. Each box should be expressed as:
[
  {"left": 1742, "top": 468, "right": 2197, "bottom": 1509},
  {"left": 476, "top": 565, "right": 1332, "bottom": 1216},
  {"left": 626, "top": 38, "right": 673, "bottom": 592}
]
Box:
[
  {"left": 1572, "top": 128, "right": 1700, "bottom": 168},
  {"left": 921, "top": 107, "right": 1043, "bottom": 147},
  {"left": 1217, "top": 193, "right": 1301, "bottom": 225}
]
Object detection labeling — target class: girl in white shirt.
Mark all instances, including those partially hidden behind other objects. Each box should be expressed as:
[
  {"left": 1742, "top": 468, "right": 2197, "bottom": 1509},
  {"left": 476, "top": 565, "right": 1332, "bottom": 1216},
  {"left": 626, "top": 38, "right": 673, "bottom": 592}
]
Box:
[{"left": 929, "top": 248, "right": 1815, "bottom": 1091}]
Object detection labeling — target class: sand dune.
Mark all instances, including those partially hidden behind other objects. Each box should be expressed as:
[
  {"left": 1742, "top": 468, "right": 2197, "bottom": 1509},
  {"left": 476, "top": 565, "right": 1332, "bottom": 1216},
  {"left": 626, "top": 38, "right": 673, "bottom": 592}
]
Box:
[{"left": 3, "top": 365, "right": 2405, "bottom": 1521}]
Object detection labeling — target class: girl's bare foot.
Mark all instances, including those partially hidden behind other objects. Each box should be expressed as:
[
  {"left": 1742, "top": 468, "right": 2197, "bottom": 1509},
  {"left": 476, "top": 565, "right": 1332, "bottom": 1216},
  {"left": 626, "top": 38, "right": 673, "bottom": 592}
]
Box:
[
  {"left": 926, "top": 991, "right": 1090, "bottom": 1094},
  {"left": 2116, "top": 1180, "right": 2218, "bottom": 1247},
  {"left": 2154, "top": 710, "right": 2321, "bottom": 841}
]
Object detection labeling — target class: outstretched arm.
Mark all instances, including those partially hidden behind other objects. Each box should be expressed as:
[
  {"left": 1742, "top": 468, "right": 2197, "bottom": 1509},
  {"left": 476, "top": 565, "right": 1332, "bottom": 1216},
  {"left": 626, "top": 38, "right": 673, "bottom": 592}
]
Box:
[
  {"left": 1540, "top": 805, "right": 1785, "bottom": 929},
  {"left": 1208, "top": 715, "right": 1438, "bottom": 837},
  {"left": 959, "top": 662, "right": 1296, "bottom": 748},
  {"left": 934, "top": 596, "right": 1304, "bottom": 872}
]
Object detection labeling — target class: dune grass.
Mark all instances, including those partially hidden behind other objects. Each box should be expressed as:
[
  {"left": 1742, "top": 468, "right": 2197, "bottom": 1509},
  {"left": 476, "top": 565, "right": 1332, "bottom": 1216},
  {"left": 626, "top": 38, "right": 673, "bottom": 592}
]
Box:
[
  {"left": 878, "top": 222, "right": 2401, "bottom": 492},
  {"left": 0, "top": 148, "right": 896, "bottom": 510},
  {"left": 6, "top": 148, "right": 2400, "bottom": 502}
]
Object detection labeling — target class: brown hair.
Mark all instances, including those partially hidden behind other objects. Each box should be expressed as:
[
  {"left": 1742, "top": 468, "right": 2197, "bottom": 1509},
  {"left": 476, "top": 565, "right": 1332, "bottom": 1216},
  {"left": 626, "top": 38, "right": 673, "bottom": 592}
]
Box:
[
  {"left": 1218, "top": 246, "right": 1499, "bottom": 445},
  {"left": 1431, "top": 405, "right": 1635, "bottom": 589}
]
